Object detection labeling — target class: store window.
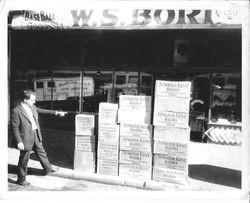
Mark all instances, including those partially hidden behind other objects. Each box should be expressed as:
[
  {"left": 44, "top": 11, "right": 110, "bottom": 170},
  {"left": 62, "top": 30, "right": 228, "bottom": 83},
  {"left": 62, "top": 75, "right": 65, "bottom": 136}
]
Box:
[
  {"left": 47, "top": 81, "right": 55, "bottom": 88},
  {"left": 80, "top": 71, "right": 113, "bottom": 112},
  {"left": 36, "top": 81, "right": 44, "bottom": 88},
  {"left": 210, "top": 73, "right": 241, "bottom": 123}
]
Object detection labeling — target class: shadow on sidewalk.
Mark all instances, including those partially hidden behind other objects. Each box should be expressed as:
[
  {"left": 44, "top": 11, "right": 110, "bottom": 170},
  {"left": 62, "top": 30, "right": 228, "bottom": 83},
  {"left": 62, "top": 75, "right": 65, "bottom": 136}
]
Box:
[
  {"left": 189, "top": 164, "right": 241, "bottom": 189},
  {"left": 8, "top": 164, "right": 45, "bottom": 177}
]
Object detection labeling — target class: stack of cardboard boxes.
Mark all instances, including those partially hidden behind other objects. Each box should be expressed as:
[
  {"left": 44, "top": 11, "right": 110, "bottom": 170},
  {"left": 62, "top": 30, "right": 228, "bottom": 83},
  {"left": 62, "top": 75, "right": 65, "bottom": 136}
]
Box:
[
  {"left": 97, "top": 103, "right": 120, "bottom": 176},
  {"left": 153, "top": 80, "right": 191, "bottom": 184},
  {"left": 118, "top": 95, "right": 153, "bottom": 180},
  {"left": 74, "top": 114, "right": 96, "bottom": 173}
]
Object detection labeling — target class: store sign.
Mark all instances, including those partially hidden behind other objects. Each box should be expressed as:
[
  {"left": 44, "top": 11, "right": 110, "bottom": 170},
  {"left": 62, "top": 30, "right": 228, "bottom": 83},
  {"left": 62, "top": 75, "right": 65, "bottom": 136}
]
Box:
[
  {"left": 57, "top": 78, "right": 94, "bottom": 97},
  {"left": 10, "top": 9, "right": 241, "bottom": 30}
]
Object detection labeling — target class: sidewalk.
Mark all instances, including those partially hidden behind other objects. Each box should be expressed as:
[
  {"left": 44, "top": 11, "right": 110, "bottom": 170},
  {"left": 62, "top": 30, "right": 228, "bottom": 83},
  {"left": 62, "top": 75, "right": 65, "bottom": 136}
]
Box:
[{"left": 8, "top": 141, "right": 242, "bottom": 191}]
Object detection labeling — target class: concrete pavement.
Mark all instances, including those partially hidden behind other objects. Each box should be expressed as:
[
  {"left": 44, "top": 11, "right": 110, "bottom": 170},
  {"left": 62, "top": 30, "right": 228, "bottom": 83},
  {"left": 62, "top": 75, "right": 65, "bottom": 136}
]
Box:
[{"left": 8, "top": 141, "right": 242, "bottom": 191}]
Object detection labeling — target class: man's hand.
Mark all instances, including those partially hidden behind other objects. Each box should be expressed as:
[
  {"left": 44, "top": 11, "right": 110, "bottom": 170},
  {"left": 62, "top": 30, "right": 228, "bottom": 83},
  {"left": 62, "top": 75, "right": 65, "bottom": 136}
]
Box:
[
  {"left": 17, "top": 142, "right": 24, "bottom": 151},
  {"left": 55, "top": 111, "right": 68, "bottom": 117}
]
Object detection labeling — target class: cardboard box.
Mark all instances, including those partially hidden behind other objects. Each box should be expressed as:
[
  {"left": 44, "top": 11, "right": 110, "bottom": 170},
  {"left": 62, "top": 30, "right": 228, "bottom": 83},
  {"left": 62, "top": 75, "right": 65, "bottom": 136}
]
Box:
[
  {"left": 119, "top": 150, "right": 152, "bottom": 166},
  {"left": 153, "top": 141, "right": 188, "bottom": 156},
  {"left": 118, "top": 109, "right": 151, "bottom": 125},
  {"left": 75, "top": 135, "right": 96, "bottom": 152},
  {"left": 73, "top": 150, "right": 96, "bottom": 173},
  {"left": 153, "top": 126, "right": 190, "bottom": 143},
  {"left": 153, "top": 111, "right": 189, "bottom": 127},
  {"left": 98, "top": 102, "right": 118, "bottom": 124},
  {"left": 120, "top": 123, "right": 152, "bottom": 138},
  {"left": 152, "top": 166, "right": 188, "bottom": 185},
  {"left": 75, "top": 114, "right": 95, "bottom": 135},
  {"left": 120, "top": 136, "right": 152, "bottom": 152},
  {"left": 119, "top": 163, "right": 152, "bottom": 180},
  {"left": 98, "top": 124, "right": 120, "bottom": 142},
  {"left": 155, "top": 80, "right": 191, "bottom": 98},
  {"left": 154, "top": 96, "right": 190, "bottom": 114},
  {"left": 153, "top": 154, "right": 187, "bottom": 171},
  {"left": 119, "top": 95, "right": 152, "bottom": 111},
  {"left": 97, "top": 159, "right": 118, "bottom": 176},
  {"left": 97, "top": 141, "right": 119, "bottom": 160}
]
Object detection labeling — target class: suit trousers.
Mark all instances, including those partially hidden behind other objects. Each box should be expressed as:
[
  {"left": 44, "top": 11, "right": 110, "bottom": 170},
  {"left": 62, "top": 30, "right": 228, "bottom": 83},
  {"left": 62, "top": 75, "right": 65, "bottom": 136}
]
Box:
[{"left": 17, "top": 130, "right": 52, "bottom": 182}]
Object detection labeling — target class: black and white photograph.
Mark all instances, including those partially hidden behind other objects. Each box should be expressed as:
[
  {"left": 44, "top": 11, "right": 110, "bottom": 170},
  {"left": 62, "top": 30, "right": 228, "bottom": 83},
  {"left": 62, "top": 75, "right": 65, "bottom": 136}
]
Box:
[{"left": 0, "top": 0, "right": 249, "bottom": 202}]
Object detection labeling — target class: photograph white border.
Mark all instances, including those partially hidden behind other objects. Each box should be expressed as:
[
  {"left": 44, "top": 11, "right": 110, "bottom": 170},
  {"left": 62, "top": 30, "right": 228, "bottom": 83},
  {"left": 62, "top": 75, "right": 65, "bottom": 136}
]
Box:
[{"left": 0, "top": 0, "right": 249, "bottom": 202}]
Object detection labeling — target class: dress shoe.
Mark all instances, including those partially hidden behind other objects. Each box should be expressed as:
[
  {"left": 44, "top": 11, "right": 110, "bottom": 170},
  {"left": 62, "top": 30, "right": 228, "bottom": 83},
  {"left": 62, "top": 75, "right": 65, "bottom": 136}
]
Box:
[
  {"left": 16, "top": 180, "right": 30, "bottom": 186},
  {"left": 50, "top": 167, "right": 59, "bottom": 172},
  {"left": 44, "top": 167, "right": 59, "bottom": 175}
]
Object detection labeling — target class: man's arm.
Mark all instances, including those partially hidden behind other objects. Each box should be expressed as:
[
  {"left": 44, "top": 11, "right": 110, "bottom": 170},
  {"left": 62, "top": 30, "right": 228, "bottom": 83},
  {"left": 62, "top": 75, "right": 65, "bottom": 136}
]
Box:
[{"left": 36, "top": 107, "right": 67, "bottom": 117}]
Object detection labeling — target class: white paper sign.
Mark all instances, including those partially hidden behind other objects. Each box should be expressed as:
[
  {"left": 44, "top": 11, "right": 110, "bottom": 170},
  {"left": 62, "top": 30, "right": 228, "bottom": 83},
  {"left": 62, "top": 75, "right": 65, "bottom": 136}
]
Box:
[
  {"left": 120, "top": 123, "right": 152, "bottom": 138},
  {"left": 153, "top": 126, "right": 190, "bottom": 143},
  {"left": 119, "top": 150, "right": 152, "bottom": 166},
  {"left": 98, "top": 102, "right": 118, "bottom": 124},
  {"left": 75, "top": 114, "right": 95, "bottom": 135},
  {"left": 153, "top": 167, "right": 188, "bottom": 185},
  {"left": 120, "top": 136, "right": 152, "bottom": 152},
  {"left": 74, "top": 151, "right": 96, "bottom": 173},
  {"left": 119, "top": 95, "right": 152, "bottom": 111},
  {"left": 98, "top": 124, "right": 120, "bottom": 142},
  {"left": 153, "top": 141, "right": 188, "bottom": 156},
  {"left": 118, "top": 109, "right": 151, "bottom": 125},
  {"left": 97, "top": 141, "right": 119, "bottom": 160},
  {"left": 97, "top": 159, "right": 118, "bottom": 176},
  {"left": 154, "top": 96, "right": 190, "bottom": 113},
  {"left": 119, "top": 164, "right": 152, "bottom": 180},
  {"left": 153, "top": 154, "right": 187, "bottom": 171},
  {"left": 153, "top": 111, "right": 189, "bottom": 127},
  {"left": 75, "top": 136, "right": 96, "bottom": 152},
  {"left": 155, "top": 80, "right": 191, "bottom": 98}
]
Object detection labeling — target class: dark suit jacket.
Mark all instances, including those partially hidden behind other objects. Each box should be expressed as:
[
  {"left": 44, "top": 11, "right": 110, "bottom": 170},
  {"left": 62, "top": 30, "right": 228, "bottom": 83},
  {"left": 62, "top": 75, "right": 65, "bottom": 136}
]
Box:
[{"left": 10, "top": 104, "right": 56, "bottom": 151}]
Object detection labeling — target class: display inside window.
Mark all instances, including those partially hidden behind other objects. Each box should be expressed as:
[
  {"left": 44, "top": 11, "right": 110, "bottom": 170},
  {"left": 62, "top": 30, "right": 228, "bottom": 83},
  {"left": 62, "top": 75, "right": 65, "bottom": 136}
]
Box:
[
  {"left": 210, "top": 73, "right": 241, "bottom": 124},
  {"left": 141, "top": 75, "right": 153, "bottom": 95}
]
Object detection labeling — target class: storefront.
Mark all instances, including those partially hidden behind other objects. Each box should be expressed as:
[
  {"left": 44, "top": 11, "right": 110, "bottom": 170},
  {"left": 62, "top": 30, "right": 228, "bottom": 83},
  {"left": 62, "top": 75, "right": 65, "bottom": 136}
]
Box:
[{"left": 8, "top": 8, "right": 242, "bottom": 143}]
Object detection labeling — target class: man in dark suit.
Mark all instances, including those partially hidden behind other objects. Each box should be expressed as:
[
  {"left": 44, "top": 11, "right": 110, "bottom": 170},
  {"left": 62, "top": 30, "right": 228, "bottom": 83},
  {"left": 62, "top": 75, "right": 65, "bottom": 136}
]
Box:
[{"left": 10, "top": 90, "right": 67, "bottom": 186}]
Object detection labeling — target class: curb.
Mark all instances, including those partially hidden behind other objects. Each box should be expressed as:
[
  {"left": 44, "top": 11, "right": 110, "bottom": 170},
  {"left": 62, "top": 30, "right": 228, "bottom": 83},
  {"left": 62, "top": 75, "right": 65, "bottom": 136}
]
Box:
[{"left": 48, "top": 167, "right": 170, "bottom": 191}]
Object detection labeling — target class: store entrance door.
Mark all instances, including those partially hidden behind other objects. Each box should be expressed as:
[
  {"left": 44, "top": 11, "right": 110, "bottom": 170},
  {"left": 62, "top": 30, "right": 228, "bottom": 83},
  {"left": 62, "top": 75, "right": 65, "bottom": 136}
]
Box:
[{"left": 113, "top": 71, "right": 153, "bottom": 103}]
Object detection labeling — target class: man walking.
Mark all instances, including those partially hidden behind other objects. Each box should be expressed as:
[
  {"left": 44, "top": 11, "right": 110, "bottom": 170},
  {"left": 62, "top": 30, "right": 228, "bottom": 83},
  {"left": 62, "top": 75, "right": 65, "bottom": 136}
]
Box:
[{"left": 10, "top": 90, "right": 67, "bottom": 186}]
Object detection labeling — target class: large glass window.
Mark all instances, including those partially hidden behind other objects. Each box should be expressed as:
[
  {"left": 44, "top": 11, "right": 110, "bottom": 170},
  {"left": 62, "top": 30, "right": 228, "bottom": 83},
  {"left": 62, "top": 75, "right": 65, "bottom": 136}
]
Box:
[{"left": 210, "top": 73, "right": 241, "bottom": 123}]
